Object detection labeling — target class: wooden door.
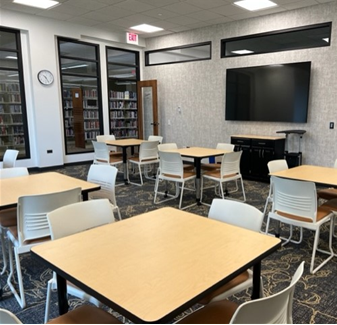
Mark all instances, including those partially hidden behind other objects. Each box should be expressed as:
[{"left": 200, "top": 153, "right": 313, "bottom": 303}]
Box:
[{"left": 137, "top": 80, "right": 159, "bottom": 139}]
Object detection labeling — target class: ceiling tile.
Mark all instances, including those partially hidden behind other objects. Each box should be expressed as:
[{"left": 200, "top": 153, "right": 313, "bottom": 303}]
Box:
[
  {"left": 162, "top": 2, "right": 202, "bottom": 14},
  {"left": 114, "top": 0, "right": 156, "bottom": 12}
]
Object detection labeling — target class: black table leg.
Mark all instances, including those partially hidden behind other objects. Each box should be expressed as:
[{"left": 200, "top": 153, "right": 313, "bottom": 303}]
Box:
[
  {"left": 252, "top": 262, "right": 261, "bottom": 299},
  {"left": 56, "top": 273, "right": 68, "bottom": 315}
]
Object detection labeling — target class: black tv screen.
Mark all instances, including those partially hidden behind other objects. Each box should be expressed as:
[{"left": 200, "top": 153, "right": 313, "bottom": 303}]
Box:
[{"left": 225, "top": 61, "right": 311, "bottom": 123}]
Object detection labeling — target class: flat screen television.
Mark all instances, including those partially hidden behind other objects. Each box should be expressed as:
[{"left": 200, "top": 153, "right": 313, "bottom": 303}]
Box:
[{"left": 225, "top": 61, "right": 311, "bottom": 123}]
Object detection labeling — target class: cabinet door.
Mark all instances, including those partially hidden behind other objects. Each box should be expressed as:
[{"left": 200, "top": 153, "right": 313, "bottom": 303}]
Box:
[{"left": 251, "top": 147, "right": 275, "bottom": 180}]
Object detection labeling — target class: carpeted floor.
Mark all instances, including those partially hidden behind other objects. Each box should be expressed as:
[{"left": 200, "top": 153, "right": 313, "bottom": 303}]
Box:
[{"left": 1, "top": 162, "right": 337, "bottom": 324}]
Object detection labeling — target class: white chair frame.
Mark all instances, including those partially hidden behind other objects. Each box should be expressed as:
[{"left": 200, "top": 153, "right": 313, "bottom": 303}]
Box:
[
  {"left": 265, "top": 176, "right": 335, "bottom": 274},
  {"left": 44, "top": 199, "right": 115, "bottom": 323},
  {"left": 6, "top": 187, "right": 82, "bottom": 308},
  {"left": 2, "top": 149, "right": 19, "bottom": 168}
]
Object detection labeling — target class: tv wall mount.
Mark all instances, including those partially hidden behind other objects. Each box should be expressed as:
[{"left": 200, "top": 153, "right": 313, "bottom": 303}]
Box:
[{"left": 276, "top": 129, "right": 306, "bottom": 167}]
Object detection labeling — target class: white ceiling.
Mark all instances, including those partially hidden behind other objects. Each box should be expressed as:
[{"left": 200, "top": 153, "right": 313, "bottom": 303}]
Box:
[{"left": 0, "top": 0, "right": 335, "bottom": 38}]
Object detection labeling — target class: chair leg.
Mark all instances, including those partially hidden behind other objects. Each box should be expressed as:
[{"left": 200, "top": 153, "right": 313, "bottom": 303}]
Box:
[
  {"left": 0, "top": 229, "right": 8, "bottom": 275},
  {"left": 179, "top": 181, "right": 185, "bottom": 209},
  {"left": 240, "top": 177, "right": 246, "bottom": 202},
  {"left": 44, "top": 278, "right": 53, "bottom": 323},
  {"left": 310, "top": 220, "right": 334, "bottom": 274},
  {"left": 7, "top": 244, "right": 26, "bottom": 308}
]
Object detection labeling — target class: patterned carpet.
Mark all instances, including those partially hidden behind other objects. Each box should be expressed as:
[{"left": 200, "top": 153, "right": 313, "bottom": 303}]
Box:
[{"left": 1, "top": 162, "right": 337, "bottom": 324}]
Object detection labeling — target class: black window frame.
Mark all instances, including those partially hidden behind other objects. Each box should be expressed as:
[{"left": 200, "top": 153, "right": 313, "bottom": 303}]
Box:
[
  {"left": 0, "top": 26, "right": 30, "bottom": 160},
  {"left": 145, "top": 41, "right": 212, "bottom": 66},
  {"left": 58, "top": 37, "right": 103, "bottom": 155},
  {"left": 221, "top": 22, "right": 332, "bottom": 58}
]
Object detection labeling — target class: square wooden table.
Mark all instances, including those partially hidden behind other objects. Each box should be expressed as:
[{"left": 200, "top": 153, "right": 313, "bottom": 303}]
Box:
[
  {"left": 32, "top": 207, "right": 281, "bottom": 324},
  {"left": 270, "top": 165, "right": 337, "bottom": 187},
  {"left": 0, "top": 172, "right": 100, "bottom": 210},
  {"left": 163, "top": 147, "right": 229, "bottom": 204},
  {"left": 105, "top": 138, "right": 146, "bottom": 184}
]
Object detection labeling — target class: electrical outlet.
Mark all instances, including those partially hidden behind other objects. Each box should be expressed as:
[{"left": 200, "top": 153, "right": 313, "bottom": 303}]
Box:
[{"left": 330, "top": 122, "right": 334, "bottom": 129}]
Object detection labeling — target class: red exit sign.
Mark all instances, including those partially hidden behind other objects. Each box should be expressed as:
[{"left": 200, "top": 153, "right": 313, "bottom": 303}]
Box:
[{"left": 127, "top": 32, "right": 138, "bottom": 45}]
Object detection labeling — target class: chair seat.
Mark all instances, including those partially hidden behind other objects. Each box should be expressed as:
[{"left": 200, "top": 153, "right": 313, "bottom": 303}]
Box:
[
  {"left": 317, "top": 188, "right": 337, "bottom": 201},
  {"left": 0, "top": 208, "right": 17, "bottom": 228},
  {"left": 129, "top": 156, "right": 158, "bottom": 163},
  {"left": 178, "top": 300, "right": 238, "bottom": 324},
  {"left": 7, "top": 226, "right": 51, "bottom": 245},
  {"left": 203, "top": 169, "right": 238, "bottom": 179},
  {"left": 198, "top": 271, "right": 249, "bottom": 305},
  {"left": 162, "top": 170, "right": 195, "bottom": 179},
  {"left": 275, "top": 202, "right": 334, "bottom": 223},
  {"left": 47, "top": 305, "right": 122, "bottom": 324},
  {"left": 201, "top": 163, "right": 221, "bottom": 172}
]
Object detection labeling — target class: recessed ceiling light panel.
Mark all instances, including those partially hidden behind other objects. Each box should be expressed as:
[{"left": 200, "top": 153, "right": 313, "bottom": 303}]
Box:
[
  {"left": 231, "top": 49, "right": 254, "bottom": 55},
  {"left": 130, "top": 24, "right": 163, "bottom": 33},
  {"left": 234, "top": 0, "right": 277, "bottom": 11},
  {"left": 13, "top": 0, "right": 59, "bottom": 9}
]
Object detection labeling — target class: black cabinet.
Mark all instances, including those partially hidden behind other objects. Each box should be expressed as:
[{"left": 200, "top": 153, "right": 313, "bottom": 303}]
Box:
[{"left": 231, "top": 135, "right": 285, "bottom": 182}]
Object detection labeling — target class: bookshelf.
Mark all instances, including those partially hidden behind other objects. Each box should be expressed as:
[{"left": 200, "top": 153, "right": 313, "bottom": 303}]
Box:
[
  {"left": 109, "top": 90, "right": 138, "bottom": 139},
  {"left": 63, "top": 87, "right": 101, "bottom": 150},
  {"left": 0, "top": 82, "right": 26, "bottom": 157}
]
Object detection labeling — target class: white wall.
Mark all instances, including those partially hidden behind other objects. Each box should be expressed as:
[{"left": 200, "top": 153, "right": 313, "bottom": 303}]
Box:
[
  {"left": 144, "top": 2, "right": 337, "bottom": 167},
  {"left": 0, "top": 9, "right": 145, "bottom": 168}
]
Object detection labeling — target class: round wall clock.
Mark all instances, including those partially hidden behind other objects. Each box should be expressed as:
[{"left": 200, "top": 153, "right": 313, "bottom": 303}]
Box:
[{"left": 37, "top": 70, "right": 54, "bottom": 85}]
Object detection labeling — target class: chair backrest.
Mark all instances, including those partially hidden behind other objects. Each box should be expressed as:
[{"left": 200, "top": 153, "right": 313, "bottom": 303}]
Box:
[
  {"left": 216, "top": 143, "right": 235, "bottom": 151},
  {"left": 0, "top": 167, "right": 29, "bottom": 179},
  {"left": 17, "top": 187, "right": 82, "bottom": 245},
  {"left": 158, "top": 151, "right": 184, "bottom": 178},
  {"left": 139, "top": 141, "right": 159, "bottom": 161},
  {"left": 230, "top": 262, "right": 304, "bottom": 324},
  {"left": 96, "top": 134, "right": 118, "bottom": 152},
  {"left": 87, "top": 164, "right": 118, "bottom": 206},
  {"left": 47, "top": 199, "right": 115, "bottom": 240},
  {"left": 148, "top": 135, "right": 163, "bottom": 144},
  {"left": 92, "top": 140, "right": 110, "bottom": 164},
  {"left": 267, "top": 159, "right": 289, "bottom": 173},
  {"left": 271, "top": 176, "right": 317, "bottom": 222},
  {"left": 3, "top": 149, "right": 19, "bottom": 168},
  {"left": 208, "top": 198, "right": 263, "bottom": 232},
  {"left": 0, "top": 308, "right": 22, "bottom": 324},
  {"left": 158, "top": 143, "right": 178, "bottom": 151},
  {"left": 220, "top": 151, "right": 242, "bottom": 177}
]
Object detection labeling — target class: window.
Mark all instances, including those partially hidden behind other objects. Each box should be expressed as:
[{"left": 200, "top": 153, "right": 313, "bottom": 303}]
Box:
[
  {"left": 221, "top": 22, "right": 331, "bottom": 58},
  {"left": 106, "top": 47, "right": 140, "bottom": 138},
  {"left": 0, "top": 27, "right": 30, "bottom": 160},
  {"left": 145, "top": 42, "right": 211, "bottom": 66},
  {"left": 58, "top": 38, "right": 103, "bottom": 154}
]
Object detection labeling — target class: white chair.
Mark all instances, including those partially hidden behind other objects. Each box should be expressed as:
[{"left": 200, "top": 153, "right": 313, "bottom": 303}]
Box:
[
  {"left": 87, "top": 164, "right": 121, "bottom": 220},
  {"left": 198, "top": 199, "right": 264, "bottom": 304},
  {"left": 148, "top": 135, "right": 163, "bottom": 144},
  {"left": 154, "top": 151, "right": 196, "bottom": 210},
  {"left": 201, "top": 151, "right": 246, "bottom": 203},
  {"left": 44, "top": 199, "right": 116, "bottom": 323},
  {"left": 0, "top": 308, "right": 22, "bottom": 324},
  {"left": 0, "top": 306, "right": 120, "bottom": 324},
  {"left": 265, "top": 176, "right": 335, "bottom": 274},
  {"left": 263, "top": 159, "right": 289, "bottom": 217},
  {"left": 317, "top": 159, "right": 337, "bottom": 201},
  {"left": 0, "top": 167, "right": 29, "bottom": 275},
  {"left": 178, "top": 262, "right": 304, "bottom": 324},
  {"left": 158, "top": 143, "right": 194, "bottom": 171},
  {"left": 201, "top": 143, "right": 235, "bottom": 170},
  {"left": 128, "top": 140, "right": 159, "bottom": 186},
  {"left": 92, "top": 140, "right": 122, "bottom": 167},
  {"left": 96, "top": 134, "right": 122, "bottom": 158},
  {"left": 2, "top": 149, "right": 19, "bottom": 168},
  {"left": 6, "top": 187, "right": 82, "bottom": 308}
]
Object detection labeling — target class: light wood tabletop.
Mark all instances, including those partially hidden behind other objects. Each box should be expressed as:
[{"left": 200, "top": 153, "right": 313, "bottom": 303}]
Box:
[
  {"left": 270, "top": 165, "right": 337, "bottom": 187},
  {"left": 32, "top": 207, "right": 281, "bottom": 324},
  {"left": 0, "top": 172, "right": 100, "bottom": 209}
]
